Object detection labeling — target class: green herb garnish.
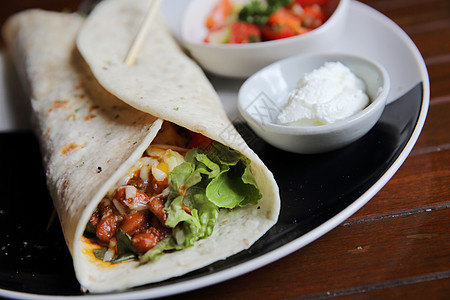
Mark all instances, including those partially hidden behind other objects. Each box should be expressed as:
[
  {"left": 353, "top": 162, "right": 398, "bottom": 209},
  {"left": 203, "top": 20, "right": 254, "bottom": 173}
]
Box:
[{"left": 238, "top": 0, "right": 292, "bottom": 24}]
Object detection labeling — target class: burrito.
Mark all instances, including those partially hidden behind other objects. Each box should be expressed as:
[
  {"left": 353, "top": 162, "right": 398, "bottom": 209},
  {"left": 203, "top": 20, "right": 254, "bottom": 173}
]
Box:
[{"left": 2, "top": 0, "right": 280, "bottom": 293}]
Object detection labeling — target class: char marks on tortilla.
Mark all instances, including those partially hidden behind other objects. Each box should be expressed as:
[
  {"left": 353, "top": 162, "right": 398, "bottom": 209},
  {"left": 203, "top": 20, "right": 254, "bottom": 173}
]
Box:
[{"left": 2, "top": 0, "right": 280, "bottom": 293}]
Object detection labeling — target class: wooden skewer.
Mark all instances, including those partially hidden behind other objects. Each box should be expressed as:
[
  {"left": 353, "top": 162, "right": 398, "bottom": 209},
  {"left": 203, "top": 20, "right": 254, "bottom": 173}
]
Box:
[{"left": 124, "top": 0, "right": 162, "bottom": 66}]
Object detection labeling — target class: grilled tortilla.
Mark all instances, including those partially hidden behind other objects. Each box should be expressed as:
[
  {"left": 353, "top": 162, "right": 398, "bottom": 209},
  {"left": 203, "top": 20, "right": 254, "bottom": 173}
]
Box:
[{"left": 2, "top": 0, "right": 280, "bottom": 293}]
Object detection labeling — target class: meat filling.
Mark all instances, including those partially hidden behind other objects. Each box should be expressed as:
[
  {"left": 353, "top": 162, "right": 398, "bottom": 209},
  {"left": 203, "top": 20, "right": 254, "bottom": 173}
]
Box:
[
  {"left": 86, "top": 122, "right": 216, "bottom": 260},
  {"left": 88, "top": 141, "right": 188, "bottom": 255}
]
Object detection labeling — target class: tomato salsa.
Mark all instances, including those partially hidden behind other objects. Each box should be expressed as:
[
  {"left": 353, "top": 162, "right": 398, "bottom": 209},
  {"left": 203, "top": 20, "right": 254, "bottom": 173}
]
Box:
[{"left": 204, "top": 0, "right": 330, "bottom": 43}]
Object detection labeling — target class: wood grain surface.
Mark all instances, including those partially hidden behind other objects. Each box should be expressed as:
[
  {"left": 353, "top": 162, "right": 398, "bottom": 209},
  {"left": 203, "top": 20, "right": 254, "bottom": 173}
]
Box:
[{"left": 1, "top": 0, "right": 449, "bottom": 299}]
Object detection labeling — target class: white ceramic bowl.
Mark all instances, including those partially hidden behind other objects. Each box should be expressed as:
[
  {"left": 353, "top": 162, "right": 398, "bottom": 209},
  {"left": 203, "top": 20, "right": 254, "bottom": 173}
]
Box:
[
  {"left": 238, "top": 53, "right": 390, "bottom": 154},
  {"left": 181, "top": 0, "right": 350, "bottom": 78}
]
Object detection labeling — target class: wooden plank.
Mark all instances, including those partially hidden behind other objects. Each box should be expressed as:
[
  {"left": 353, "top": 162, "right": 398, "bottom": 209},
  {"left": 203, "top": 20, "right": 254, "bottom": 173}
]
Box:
[
  {"left": 414, "top": 100, "right": 450, "bottom": 150},
  {"left": 169, "top": 208, "right": 450, "bottom": 299},
  {"left": 360, "top": 0, "right": 449, "bottom": 24},
  {"left": 408, "top": 27, "right": 450, "bottom": 59},
  {"left": 385, "top": 6, "right": 449, "bottom": 29},
  {"left": 359, "top": 0, "right": 450, "bottom": 59},
  {"left": 334, "top": 276, "right": 450, "bottom": 299},
  {"left": 351, "top": 149, "right": 450, "bottom": 219},
  {"left": 427, "top": 59, "right": 450, "bottom": 99}
]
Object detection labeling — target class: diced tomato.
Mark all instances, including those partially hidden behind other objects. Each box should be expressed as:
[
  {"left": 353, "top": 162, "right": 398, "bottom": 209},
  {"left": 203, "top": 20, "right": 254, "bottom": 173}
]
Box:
[
  {"left": 268, "top": 7, "right": 302, "bottom": 34},
  {"left": 228, "top": 22, "right": 261, "bottom": 43},
  {"left": 302, "top": 5, "right": 326, "bottom": 26},
  {"left": 294, "top": 0, "right": 330, "bottom": 6},
  {"left": 260, "top": 23, "right": 296, "bottom": 40},
  {"left": 204, "top": 0, "right": 329, "bottom": 44},
  {"left": 262, "top": 7, "right": 314, "bottom": 40},
  {"left": 188, "top": 132, "right": 214, "bottom": 149},
  {"left": 204, "top": 22, "right": 261, "bottom": 44},
  {"left": 206, "top": 0, "right": 232, "bottom": 29}
]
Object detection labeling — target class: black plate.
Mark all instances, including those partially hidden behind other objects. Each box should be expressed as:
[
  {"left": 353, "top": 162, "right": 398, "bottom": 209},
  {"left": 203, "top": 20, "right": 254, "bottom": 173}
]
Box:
[{"left": 0, "top": 83, "right": 423, "bottom": 297}]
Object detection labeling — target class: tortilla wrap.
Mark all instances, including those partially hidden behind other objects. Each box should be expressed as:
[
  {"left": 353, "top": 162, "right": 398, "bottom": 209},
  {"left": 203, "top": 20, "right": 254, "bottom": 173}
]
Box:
[{"left": 2, "top": 0, "right": 280, "bottom": 293}]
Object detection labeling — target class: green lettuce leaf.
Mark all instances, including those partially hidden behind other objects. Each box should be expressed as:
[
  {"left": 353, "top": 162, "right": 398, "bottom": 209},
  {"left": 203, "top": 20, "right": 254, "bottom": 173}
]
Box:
[
  {"left": 130, "top": 142, "right": 262, "bottom": 264},
  {"left": 207, "top": 142, "right": 243, "bottom": 166},
  {"left": 182, "top": 187, "right": 219, "bottom": 246},
  {"left": 165, "top": 194, "right": 201, "bottom": 229},
  {"left": 162, "top": 142, "right": 261, "bottom": 253}
]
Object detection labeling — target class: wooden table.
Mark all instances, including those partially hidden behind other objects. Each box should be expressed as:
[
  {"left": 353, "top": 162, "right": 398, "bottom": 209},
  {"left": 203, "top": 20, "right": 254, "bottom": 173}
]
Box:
[{"left": 1, "top": 0, "right": 449, "bottom": 299}]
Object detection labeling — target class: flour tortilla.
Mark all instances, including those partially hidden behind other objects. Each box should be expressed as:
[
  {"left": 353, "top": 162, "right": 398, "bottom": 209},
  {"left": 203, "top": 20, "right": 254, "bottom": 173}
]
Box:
[{"left": 2, "top": 2, "right": 280, "bottom": 293}]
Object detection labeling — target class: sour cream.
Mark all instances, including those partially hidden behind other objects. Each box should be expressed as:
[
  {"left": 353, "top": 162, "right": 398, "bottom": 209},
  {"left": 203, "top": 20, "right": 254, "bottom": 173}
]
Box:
[{"left": 277, "top": 61, "right": 369, "bottom": 126}]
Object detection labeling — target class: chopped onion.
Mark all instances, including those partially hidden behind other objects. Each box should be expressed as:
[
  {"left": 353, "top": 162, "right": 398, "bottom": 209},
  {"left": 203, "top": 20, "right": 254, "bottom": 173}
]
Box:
[
  {"left": 152, "top": 166, "right": 167, "bottom": 182},
  {"left": 125, "top": 185, "right": 137, "bottom": 199},
  {"left": 164, "top": 153, "right": 185, "bottom": 172},
  {"left": 112, "top": 199, "right": 127, "bottom": 216},
  {"left": 138, "top": 157, "right": 157, "bottom": 181},
  {"left": 146, "top": 146, "right": 165, "bottom": 157},
  {"left": 103, "top": 248, "right": 115, "bottom": 262},
  {"left": 160, "top": 187, "right": 170, "bottom": 197}
]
